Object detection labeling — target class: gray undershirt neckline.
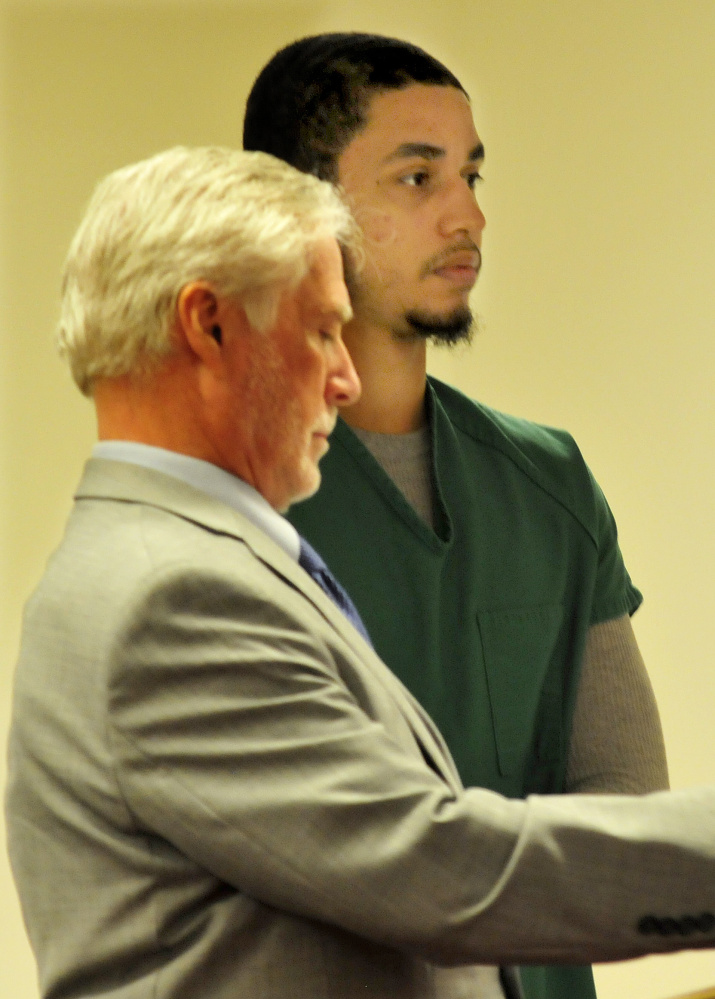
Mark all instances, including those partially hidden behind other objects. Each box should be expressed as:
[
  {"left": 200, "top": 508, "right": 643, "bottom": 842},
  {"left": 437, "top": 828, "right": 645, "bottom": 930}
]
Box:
[{"left": 351, "top": 424, "right": 435, "bottom": 529}]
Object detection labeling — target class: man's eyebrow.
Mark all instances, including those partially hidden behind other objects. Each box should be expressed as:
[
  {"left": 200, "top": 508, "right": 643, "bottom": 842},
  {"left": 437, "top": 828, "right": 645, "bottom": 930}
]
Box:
[
  {"left": 384, "top": 142, "right": 445, "bottom": 163},
  {"left": 383, "top": 141, "right": 485, "bottom": 164}
]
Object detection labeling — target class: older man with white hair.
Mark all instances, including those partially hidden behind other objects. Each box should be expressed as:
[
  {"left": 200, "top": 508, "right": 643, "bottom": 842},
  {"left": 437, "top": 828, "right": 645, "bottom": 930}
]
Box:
[{"left": 5, "top": 146, "right": 715, "bottom": 999}]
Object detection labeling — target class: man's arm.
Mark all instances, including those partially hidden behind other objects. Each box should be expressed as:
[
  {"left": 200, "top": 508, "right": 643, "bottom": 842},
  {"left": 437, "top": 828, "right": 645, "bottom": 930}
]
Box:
[
  {"left": 108, "top": 557, "right": 715, "bottom": 967},
  {"left": 565, "top": 615, "right": 669, "bottom": 793}
]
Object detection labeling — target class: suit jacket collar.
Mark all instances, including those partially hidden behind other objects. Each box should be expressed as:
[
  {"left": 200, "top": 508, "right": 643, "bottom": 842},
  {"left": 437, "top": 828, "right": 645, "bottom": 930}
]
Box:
[{"left": 76, "top": 458, "right": 462, "bottom": 793}]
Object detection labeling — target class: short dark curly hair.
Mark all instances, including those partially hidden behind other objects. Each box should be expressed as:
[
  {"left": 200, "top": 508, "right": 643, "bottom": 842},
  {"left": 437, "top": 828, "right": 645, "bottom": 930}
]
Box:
[{"left": 243, "top": 33, "right": 467, "bottom": 182}]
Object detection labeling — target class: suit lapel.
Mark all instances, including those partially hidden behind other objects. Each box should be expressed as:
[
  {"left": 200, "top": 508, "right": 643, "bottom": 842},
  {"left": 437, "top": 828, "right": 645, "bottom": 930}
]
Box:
[{"left": 77, "top": 458, "right": 462, "bottom": 792}]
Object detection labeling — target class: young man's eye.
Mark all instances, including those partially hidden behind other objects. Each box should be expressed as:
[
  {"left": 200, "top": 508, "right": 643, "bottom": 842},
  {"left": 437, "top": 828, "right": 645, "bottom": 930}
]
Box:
[
  {"left": 465, "top": 171, "right": 484, "bottom": 190},
  {"left": 402, "top": 170, "right": 430, "bottom": 187}
]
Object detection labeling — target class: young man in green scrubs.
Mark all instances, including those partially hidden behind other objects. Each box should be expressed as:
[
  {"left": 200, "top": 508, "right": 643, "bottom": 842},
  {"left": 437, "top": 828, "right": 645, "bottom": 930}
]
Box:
[{"left": 243, "top": 33, "right": 669, "bottom": 999}]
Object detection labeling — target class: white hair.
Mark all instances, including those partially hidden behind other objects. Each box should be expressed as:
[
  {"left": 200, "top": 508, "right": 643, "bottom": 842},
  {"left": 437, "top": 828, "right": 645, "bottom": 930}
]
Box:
[{"left": 57, "top": 146, "right": 360, "bottom": 395}]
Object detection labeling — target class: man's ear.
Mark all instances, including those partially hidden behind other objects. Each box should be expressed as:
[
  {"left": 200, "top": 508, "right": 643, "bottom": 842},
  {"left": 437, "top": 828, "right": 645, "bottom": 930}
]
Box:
[{"left": 175, "top": 282, "right": 223, "bottom": 364}]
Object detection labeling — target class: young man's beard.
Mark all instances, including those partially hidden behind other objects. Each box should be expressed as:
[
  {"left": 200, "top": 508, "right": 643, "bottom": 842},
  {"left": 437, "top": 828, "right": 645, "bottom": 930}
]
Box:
[
  {"left": 403, "top": 305, "right": 474, "bottom": 346},
  {"left": 342, "top": 259, "right": 475, "bottom": 346}
]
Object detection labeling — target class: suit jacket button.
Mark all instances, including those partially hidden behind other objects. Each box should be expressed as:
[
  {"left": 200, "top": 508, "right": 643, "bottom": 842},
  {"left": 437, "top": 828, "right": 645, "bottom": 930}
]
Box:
[
  {"left": 639, "top": 912, "right": 715, "bottom": 936},
  {"left": 637, "top": 916, "right": 659, "bottom": 935},
  {"left": 659, "top": 918, "right": 680, "bottom": 936}
]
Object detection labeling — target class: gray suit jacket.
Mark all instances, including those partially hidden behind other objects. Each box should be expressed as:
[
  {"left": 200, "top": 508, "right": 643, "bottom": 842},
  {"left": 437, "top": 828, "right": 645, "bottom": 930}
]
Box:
[{"left": 6, "top": 459, "right": 715, "bottom": 999}]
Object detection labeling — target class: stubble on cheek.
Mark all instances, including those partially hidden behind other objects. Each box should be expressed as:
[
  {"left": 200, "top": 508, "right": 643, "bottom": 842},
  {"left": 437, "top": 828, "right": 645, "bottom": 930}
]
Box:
[{"left": 242, "top": 341, "right": 290, "bottom": 456}]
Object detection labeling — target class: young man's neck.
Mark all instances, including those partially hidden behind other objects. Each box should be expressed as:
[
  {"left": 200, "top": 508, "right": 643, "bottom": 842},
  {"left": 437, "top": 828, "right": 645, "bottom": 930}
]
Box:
[{"left": 341, "top": 319, "right": 428, "bottom": 434}]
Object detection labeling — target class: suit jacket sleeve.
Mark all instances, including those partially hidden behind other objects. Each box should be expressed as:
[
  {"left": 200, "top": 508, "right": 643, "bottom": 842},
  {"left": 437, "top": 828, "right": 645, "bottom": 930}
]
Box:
[{"left": 108, "top": 538, "right": 715, "bottom": 967}]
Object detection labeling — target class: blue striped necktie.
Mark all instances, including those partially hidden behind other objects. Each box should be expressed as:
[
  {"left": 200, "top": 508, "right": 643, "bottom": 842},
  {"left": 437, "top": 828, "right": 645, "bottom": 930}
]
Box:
[{"left": 298, "top": 537, "right": 373, "bottom": 646}]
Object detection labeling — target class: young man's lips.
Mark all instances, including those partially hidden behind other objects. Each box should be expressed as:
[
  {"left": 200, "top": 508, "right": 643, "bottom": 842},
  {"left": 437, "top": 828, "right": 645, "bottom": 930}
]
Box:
[
  {"left": 433, "top": 262, "right": 479, "bottom": 286},
  {"left": 429, "top": 248, "right": 481, "bottom": 286}
]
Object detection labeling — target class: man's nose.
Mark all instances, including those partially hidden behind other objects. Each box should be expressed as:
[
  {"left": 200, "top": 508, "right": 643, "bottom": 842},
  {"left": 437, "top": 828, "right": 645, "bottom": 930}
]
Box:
[
  {"left": 328, "top": 338, "right": 361, "bottom": 408},
  {"left": 440, "top": 182, "right": 486, "bottom": 240}
]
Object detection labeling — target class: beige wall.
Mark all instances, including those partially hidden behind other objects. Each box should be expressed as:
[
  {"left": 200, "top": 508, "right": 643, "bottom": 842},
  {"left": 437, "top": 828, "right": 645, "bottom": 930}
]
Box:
[{"left": 1, "top": 2, "right": 713, "bottom": 997}]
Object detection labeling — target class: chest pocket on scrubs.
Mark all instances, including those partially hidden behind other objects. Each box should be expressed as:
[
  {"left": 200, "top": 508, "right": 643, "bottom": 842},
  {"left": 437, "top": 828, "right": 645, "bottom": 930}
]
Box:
[{"left": 477, "top": 603, "right": 565, "bottom": 780}]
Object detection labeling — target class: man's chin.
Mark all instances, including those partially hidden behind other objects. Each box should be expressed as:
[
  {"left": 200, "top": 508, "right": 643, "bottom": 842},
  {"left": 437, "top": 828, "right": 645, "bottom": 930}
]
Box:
[
  {"left": 280, "top": 467, "right": 322, "bottom": 514},
  {"left": 402, "top": 306, "right": 474, "bottom": 346}
]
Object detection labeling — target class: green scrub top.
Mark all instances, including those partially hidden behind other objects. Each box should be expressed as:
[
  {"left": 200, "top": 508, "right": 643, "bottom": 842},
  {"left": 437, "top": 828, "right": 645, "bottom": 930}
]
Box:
[{"left": 289, "top": 377, "right": 642, "bottom": 999}]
